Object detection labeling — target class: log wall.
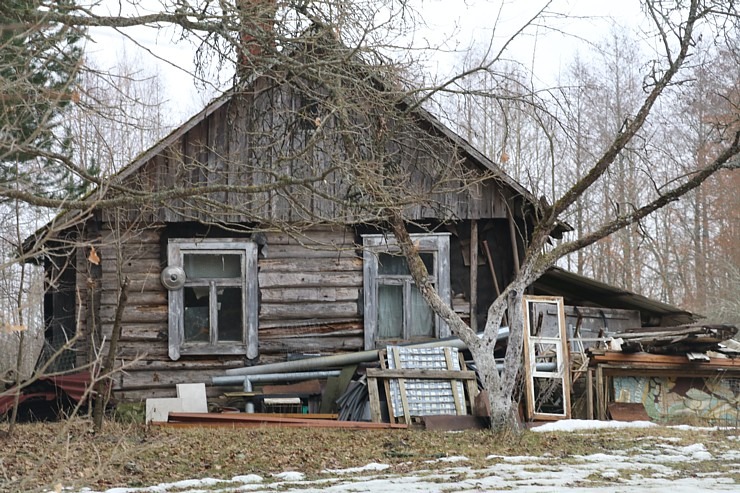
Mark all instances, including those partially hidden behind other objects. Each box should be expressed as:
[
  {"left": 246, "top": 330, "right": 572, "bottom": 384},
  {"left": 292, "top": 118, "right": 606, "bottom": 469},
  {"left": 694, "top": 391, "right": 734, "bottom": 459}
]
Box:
[{"left": 77, "top": 223, "right": 363, "bottom": 401}]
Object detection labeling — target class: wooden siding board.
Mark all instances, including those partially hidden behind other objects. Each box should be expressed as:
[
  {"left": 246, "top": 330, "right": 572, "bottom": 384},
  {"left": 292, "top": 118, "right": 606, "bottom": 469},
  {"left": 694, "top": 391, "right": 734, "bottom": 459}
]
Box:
[{"left": 112, "top": 79, "right": 513, "bottom": 225}]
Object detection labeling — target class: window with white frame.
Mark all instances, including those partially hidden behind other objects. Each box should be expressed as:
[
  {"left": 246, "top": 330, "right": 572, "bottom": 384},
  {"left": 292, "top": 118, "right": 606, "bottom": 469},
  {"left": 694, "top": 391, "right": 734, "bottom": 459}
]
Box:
[
  {"left": 362, "top": 233, "right": 451, "bottom": 349},
  {"left": 167, "top": 239, "right": 258, "bottom": 360}
]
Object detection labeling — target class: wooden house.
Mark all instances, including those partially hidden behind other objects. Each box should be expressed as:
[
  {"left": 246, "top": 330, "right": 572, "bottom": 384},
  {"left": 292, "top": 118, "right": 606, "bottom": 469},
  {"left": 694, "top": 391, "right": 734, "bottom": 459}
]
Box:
[{"left": 30, "top": 39, "right": 695, "bottom": 401}]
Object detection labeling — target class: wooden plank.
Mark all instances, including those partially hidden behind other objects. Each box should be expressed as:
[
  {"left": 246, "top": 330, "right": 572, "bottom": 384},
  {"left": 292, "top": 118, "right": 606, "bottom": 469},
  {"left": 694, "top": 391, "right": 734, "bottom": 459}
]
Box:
[
  {"left": 103, "top": 323, "right": 167, "bottom": 342},
  {"left": 367, "top": 376, "right": 382, "bottom": 423},
  {"left": 259, "top": 321, "right": 361, "bottom": 338},
  {"left": 596, "top": 365, "right": 606, "bottom": 421},
  {"left": 469, "top": 219, "right": 478, "bottom": 332},
  {"left": 365, "top": 369, "right": 477, "bottom": 380},
  {"left": 100, "top": 291, "right": 166, "bottom": 306},
  {"left": 157, "top": 417, "right": 407, "bottom": 430},
  {"left": 362, "top": 246, "right": 377, "bottom": 351},
  {"left": 590, "top": 352, "right": 740, "bottom": 368},
  {"left": 101, "top": 274, "right": 163, "bottom": 292},
  {"left": 607, "top": 402, "right": 651, "bottom": 422},
  {"left": 444, "top": 347, "right": 464, "bottom": 415},
  {"left": 392, "top": 349, "right": 411, "bottom": 425},
  {"left": 260, "top": 287, "right": 359, "bottom": 303},
  {"left": 263, "top": 245, "right": 355, "bottom": 259},
  {"left": 120, "top": 358, "right": 244, "bottom": 372},
  {"left": 259, "top": 257, "right": 361, "bottom": 273},
  {"left": 259, "top": 272, "right": 362, "bottom": 288},
  {"left": 259, "top": 336, "right": 363, "bottom": 354},
  {"left": 100, "top": 305, "right": 168, "bottom": 324},
  {"left": 264, "top": 228, "right": 355, "bottom": 245},
  {"left": 259, "top": 302, "right": 359, "bottom": 320},
  {"left": 460, "top": 353, "right": 478, "bottom": 412},
  {"left": 586, "top": 368, "right": 594, "bottom": 420},
  {"left": 507, "top": 209, "right": 520, "bottom": 274}
]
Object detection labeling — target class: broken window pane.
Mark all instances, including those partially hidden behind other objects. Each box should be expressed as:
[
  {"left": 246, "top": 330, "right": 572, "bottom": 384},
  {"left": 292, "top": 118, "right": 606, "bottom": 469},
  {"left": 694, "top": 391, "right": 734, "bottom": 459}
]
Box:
[
  {"left": 218, "top": 287, "right": 243, "bottom": 342},
  {"left": 184, "top": 285, "right": 209, "bottom": 343}
]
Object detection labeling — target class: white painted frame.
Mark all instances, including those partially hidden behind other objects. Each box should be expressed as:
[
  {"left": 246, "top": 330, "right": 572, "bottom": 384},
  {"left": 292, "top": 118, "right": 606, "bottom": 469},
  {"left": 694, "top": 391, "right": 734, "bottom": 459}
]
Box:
[
  {"left": 167, "top": 239, "right": 258, "bottom": 360},
  {"left": 362, "top": 233, "right": 451, "bottom": 350},
  {"left": 522, "top": 295, "right": 571, "bottom": 420}
]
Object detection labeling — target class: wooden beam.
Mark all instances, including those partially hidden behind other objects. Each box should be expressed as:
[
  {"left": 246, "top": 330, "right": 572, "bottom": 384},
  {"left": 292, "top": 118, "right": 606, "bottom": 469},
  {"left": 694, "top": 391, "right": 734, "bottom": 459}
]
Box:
[
  {"left": 367, "top": 376, "right": 382, "bottom": 423},
  {"left": 366, "top": 368, "right": 477, "bottom": 380},
  {"left": 590, "top": 352, "right": 740, "bottom": 368},
  {"left": 507, "top": 209, "right": 520, "bottom": 275},
  {"left": 469, "top": 220, "right": 478, "bottom": 332}
]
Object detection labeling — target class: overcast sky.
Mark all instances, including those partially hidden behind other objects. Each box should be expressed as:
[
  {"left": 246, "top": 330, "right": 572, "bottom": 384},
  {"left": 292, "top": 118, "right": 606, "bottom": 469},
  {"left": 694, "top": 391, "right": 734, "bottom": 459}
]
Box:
[{"left": 85, "top": 0, "right": 645, "bottom": 124}]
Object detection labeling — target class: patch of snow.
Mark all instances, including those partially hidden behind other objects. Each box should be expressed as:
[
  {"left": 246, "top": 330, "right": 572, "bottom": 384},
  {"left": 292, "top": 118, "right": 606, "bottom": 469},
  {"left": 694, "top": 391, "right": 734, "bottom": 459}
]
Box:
[
  {"left": 272, "top": 471, "right": 305, "bottom": 481},
  {"left": 321, "top": 462, "right": 390, "bottom": 474},
  {"left": 600, "top": 469, "right": 622, "bottom": 480},
  {"left": 231, "top": 475, "right": 263, "bottom": 483},
  {"left": 485, "top": 455, "right": 539, "bottom": 462},
  {"left": 532, "top": 419, "right": 657, "bottom": 432},
  {"left": 668, "top": 425, "right": 720, "bottom": 432},
  {"left": 424, "top": 455, "right": 469, "bottom": 463},
  {"left": 577, "top": 453, "right": 626, "bottom": 462},
  {"left": 162, "top": 477, "right": 224, "bottom": 489}
]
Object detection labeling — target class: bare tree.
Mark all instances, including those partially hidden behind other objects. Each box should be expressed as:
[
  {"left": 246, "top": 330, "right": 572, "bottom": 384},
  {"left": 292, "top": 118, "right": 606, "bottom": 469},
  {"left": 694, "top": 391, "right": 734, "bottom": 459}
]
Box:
[{"left": 391, "top": 0, "right": 740, "bottom": 428}]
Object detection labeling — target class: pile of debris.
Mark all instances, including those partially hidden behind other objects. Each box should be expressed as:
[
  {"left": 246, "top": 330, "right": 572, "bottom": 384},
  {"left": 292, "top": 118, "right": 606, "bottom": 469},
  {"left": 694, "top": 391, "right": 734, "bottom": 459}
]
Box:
[
  {"left": 147, "top": 332, "right": 510, "bottom": 430},
  {"left": 611, "top": 324, "right": 738, "bottom": 356},
  {"left": 587, "top": 323, "right": 739, "bottom": 424}
]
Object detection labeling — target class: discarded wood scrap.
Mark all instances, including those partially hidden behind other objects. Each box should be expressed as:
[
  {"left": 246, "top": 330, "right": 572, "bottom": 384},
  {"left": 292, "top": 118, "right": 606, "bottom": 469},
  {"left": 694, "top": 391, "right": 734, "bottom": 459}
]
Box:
[
  {"left": 614, "top": 324, "right": 738, "bottom": 354},
  {"left": 164, "top": 412, "right": 406, "bottom": 429}
]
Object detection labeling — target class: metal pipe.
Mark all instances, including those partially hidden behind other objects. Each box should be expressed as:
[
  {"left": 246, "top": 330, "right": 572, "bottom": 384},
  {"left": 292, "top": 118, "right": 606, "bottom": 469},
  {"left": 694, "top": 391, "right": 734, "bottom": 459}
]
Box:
[
  {"left": 213, "top": 370, "right": 342, "bottom": 413},
  {"left": 223, "top": 328, "right": 510, "bottom": 377},
  {"left": 212, "top": 370, "right": 342, "bottom": 386}
]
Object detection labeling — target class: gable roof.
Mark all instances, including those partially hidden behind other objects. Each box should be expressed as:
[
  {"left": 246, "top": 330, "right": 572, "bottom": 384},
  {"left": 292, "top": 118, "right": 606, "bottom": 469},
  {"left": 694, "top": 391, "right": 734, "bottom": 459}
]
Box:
[{"left": 109, "top": 83, "right": 562, "bottom": 228}]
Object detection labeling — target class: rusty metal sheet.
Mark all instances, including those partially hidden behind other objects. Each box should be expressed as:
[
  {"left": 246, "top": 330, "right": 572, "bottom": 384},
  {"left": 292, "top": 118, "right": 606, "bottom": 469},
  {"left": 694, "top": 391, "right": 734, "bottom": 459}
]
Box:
[{"left": 167, "top": 412, "right": 407, "bottom": 429}]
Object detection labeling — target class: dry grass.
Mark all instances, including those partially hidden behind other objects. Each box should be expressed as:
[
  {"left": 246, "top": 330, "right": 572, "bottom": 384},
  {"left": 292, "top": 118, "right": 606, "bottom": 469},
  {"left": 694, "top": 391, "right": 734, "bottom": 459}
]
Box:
[{"left": 0, "top": 418, "right": 737, "bottom": 492}]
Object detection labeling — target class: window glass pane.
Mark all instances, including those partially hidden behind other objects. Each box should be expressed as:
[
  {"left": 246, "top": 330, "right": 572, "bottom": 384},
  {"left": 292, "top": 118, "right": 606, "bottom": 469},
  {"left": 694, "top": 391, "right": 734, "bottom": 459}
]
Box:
[
  {"left": 184, "top": 253, "right": 241, "bottom": 279},
  {"left": 217, "top": 287, "right": 243, "bottom": 342},
  {"left": 378, "top": 252, "right": 435, "bottom": 276},
  {"left": 408, "top": 286, "right": 434, "bottom": 337},
  {"left": 419, "top": 252, "right": 435, "bottom": 275},
  {"left": 378, "top": 253, "right": 409, "bottom": 275},
  {"left": 377, "top": 284, "right": 403, "bottom": 339},
  {"left": 184, "top": 286, "right": 209, "bottom": 342}
]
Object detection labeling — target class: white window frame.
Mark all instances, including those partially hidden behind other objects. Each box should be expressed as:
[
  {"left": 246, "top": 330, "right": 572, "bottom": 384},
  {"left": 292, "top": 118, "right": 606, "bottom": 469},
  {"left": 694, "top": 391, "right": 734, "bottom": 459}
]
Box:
[
  {"left": 362, "top": 233, "right": 451, "bottom": 350},
  {"left": 167, "top": 239, "right": 258, "bottom": 360}
]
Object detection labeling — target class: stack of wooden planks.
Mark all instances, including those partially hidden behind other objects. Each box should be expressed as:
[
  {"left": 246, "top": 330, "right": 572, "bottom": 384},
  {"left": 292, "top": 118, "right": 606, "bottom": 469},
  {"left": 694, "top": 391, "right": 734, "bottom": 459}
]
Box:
[{"left": 614, "top": 324, "right": 738, "bottom": 354}]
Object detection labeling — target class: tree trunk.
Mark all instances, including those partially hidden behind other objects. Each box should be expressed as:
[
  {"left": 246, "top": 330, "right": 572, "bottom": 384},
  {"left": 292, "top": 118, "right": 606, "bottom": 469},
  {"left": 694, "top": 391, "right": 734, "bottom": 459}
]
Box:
[{"left": 92, "top": 277, "right": 129, "bottom": 432}]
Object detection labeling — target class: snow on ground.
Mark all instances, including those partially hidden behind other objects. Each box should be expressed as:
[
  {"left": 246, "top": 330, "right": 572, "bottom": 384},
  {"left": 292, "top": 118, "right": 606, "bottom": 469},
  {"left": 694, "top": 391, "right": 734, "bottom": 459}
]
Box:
[{"left": 63, "top": 421, "right": 738, "bottom": 493}]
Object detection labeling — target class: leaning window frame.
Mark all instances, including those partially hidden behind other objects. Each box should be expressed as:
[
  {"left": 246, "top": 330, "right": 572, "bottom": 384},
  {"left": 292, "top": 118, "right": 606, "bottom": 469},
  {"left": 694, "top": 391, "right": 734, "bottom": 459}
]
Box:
[
  {"left": 362, "top": 233, "right": 451, "bottom": 350},
  {"left": 167, "top": 239, "right": 258, "bottom": 360}
]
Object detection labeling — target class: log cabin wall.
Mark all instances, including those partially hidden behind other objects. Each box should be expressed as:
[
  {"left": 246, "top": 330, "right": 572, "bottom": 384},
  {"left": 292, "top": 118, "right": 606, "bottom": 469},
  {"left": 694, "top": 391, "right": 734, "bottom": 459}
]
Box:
[{"left": 75, "top": 222, "right": 363, "bottom": 401}]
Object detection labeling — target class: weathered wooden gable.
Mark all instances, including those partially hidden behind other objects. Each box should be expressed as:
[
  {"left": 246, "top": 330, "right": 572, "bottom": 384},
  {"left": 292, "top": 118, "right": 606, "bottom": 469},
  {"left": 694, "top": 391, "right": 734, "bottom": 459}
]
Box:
[{"left": 112, "top": 76, "right": 511, "bottom": 226}]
